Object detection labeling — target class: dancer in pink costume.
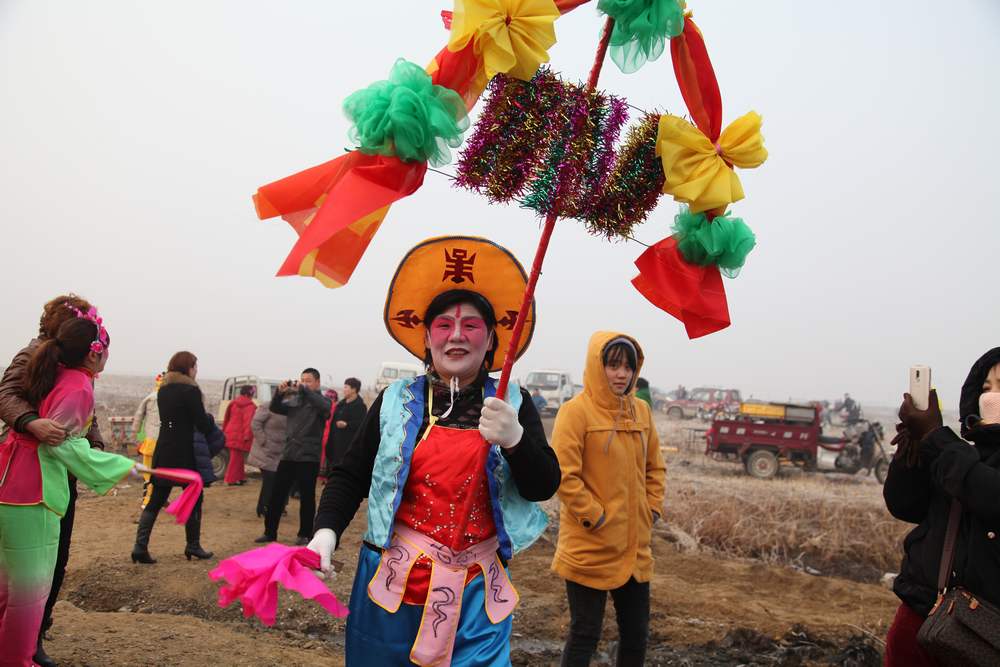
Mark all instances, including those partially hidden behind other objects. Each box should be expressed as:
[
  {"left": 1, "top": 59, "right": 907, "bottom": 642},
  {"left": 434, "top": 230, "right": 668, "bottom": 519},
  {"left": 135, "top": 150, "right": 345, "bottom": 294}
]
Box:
[{"left": 0, "top": 307, "right": 141, "bottom": 666}]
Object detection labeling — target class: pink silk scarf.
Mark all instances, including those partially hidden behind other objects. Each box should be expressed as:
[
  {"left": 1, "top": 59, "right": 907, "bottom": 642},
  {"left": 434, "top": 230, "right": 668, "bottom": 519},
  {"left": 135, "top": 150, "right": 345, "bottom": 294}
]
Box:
[
  {"left": 209, "top": 543, "right": 349, "bottom": 626},
  {"left": 148, "top": 467, "right": 203, "bottom": 524}
]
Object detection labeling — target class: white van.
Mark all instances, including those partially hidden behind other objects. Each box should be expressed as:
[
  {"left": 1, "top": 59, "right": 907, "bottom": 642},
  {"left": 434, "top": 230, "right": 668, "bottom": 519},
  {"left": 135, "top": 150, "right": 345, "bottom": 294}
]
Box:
[
  {"left": 217, "top": 375, "right": 283, "bottom": 422},
  {"left": 374, "top": 362, "right": 425, "bottom": 394},
  {"left": 524, "top": 369, "right": 575, "bottom": 415}
]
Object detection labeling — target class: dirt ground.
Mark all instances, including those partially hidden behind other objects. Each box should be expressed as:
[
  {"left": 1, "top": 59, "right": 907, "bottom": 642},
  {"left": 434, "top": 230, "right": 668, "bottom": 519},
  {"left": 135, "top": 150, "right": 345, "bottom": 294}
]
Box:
[
  {"left": 37, "top": 376, "right": 903, "bottom": 666},
  {"left": 46, "top": 472, "right": 898, "bottom": 667}
]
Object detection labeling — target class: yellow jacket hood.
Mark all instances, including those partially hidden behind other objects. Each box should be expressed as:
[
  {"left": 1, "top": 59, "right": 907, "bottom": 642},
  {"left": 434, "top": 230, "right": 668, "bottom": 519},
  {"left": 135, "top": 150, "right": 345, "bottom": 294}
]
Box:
[{"left": 582, "top": 331, "right": 645, "bottom": 413}]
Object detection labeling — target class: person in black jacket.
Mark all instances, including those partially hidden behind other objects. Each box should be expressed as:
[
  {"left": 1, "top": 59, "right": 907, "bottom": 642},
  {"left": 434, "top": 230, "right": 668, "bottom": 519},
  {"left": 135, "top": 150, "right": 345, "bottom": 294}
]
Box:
[
  {"left": 323, "top": 377, "right": 367, "bottom": 473},
  {"left": 255, "top": 368, "right": 331, "bottom": 545},
  {"left": 306, "top": 236, "right": 561, "bottom": 667},
  {"left": 883, "top": 347, "right": 1000, "bottom": 666},
  {"left": 131, "top": 351, "right": 215, "bottom": 564}
]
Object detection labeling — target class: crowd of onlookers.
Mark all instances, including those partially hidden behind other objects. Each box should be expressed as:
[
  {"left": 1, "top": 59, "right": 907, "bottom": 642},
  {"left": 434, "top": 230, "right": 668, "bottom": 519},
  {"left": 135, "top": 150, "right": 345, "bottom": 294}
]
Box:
[
  {"left": 129, "top": 368, "right": 370, "bottom": 550},
  {"left": 3, "top": 292, "right": 1000, "bottom": 667}
]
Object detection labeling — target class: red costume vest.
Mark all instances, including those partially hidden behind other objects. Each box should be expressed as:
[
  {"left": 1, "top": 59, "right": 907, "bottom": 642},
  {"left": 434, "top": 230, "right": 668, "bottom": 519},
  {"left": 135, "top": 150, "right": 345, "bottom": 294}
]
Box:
[{"left": 393, "top": 423, "right": 497, "bottom": 605}]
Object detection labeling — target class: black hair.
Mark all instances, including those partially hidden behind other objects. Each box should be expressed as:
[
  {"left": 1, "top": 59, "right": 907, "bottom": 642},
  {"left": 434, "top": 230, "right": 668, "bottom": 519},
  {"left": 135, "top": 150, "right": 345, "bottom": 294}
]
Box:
[
  {"left": 603, "top": 341, "right": 637, "bottom": 371},
  {"left": 344, "top": 377, "right": 361, "bottom": 392},
  {"left": 302, "top": 368, "right": 320, "bottom": 381},
  {"left": 959, "top": 347, "right": 1000, "bottom": 440},
  {"left": 26, "top": 318, "right": 106, "bottom": 405},
  {"left": 422, "top": 290, "right": 499, "bottom": 369},
  {"left": 636, "top": 377, "right": 649, "bottom": 390},
  {"left": 239, "top": 385, "right": 256, "bottom": 397}
]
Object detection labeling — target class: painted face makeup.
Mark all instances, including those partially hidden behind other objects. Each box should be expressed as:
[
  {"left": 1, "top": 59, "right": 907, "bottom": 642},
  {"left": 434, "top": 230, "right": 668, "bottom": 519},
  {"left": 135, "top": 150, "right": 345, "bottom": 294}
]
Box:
[
  {"left": 426, "top": 302, "right": 493, "bottom": 384},
  {"left": 429, "top": 306, "right": 488, "bottom": 348}
]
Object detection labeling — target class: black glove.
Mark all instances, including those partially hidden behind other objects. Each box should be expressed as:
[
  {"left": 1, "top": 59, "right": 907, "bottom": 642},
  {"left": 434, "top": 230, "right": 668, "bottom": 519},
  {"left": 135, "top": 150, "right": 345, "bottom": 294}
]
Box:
[{"left": 898, "top": 389, "right": 943, "bottom": 443}]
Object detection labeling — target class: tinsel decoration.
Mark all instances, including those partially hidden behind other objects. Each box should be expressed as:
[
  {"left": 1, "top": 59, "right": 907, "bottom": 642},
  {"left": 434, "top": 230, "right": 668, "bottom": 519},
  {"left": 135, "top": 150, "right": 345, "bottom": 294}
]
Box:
[
  {"left": 454, "top": 72, "right": 568, "bottom": 203},
  {"left": 456, "top": 69, "right": 627, "bottom": 216},
  {"left": 457, "top": 70, "right": 669, "bottom": 237},
  {"left": 520, "top": 85, "right": 597, "bottom": 217},
  {"left": 581, "top": 113, "right": 664, "bottom": 238}
]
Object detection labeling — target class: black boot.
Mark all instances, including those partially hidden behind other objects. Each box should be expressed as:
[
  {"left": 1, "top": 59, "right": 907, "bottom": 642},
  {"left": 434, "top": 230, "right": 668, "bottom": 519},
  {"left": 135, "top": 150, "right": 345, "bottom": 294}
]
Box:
[
  {"left": 131, "top": 509, "right": 158, "bottom": 564},
  {"left": 184, "top": 506, "right": 213, "bottom": 561},
  {"left": 33, "top": 634, "right": 57, "bottom": 667}
]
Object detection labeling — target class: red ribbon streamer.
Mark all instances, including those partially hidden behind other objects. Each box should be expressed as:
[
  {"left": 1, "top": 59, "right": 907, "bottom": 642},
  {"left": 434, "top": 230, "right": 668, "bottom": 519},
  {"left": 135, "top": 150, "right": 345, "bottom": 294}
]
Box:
[
  {"left": 631, "top": 236, "right": 730, "bottom": 339},
  {"left": 670, "top": 17, "right": 723, "bottom": 142},
  {"left": 255, "top": 153, "right": 426, "bottom": 286},
  {"left": 253, "top": 29, "right": 484, "bottom": 289}
]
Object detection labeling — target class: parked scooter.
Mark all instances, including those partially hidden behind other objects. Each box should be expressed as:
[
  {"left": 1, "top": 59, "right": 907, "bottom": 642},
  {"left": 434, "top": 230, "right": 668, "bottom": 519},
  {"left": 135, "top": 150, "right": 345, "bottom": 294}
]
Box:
[{"left": 814, "top": 421, "right": 889, "bottom": 483}]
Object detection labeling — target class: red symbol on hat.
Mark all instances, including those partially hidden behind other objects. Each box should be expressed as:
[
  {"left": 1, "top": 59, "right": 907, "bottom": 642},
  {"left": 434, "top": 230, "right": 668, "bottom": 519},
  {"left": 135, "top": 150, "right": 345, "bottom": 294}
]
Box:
[
  {"left": 443, "top": 248, "right": 476, "bottom": 284},
  {"left": 392, "top": 310, "right": 422, "bottom": 329},
  {"left": 497, "top": 310, "right": 520, "bottom": 330}
]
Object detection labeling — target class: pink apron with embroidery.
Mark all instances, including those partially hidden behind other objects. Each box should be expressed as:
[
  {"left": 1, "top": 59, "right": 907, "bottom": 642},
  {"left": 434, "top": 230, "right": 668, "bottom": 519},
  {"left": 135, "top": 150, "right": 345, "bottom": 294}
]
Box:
[{"left": 367, "top": 423, "right": 518, "bottom": 666}]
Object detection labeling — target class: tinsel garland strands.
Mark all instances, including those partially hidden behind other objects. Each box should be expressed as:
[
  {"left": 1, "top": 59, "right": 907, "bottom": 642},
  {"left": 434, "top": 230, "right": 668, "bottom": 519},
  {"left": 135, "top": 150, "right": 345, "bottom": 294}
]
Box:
[
  {"left": 575, "top": 97, "right": 628, "bottom": 221},
  {"left": 522, "top": 87, "right": 595, "bottom": 216},
  {"left": 582, "top": 113, "right": 664, "bottom": 238},
  {"left": 455, "top": 72, "right": 567, "bottom": 203},
  {"left": 455, "top": 69, "right": 628, "bottom": 219},
  {"left": 455, "top": 71, "right": 668, "bottom": 237}
]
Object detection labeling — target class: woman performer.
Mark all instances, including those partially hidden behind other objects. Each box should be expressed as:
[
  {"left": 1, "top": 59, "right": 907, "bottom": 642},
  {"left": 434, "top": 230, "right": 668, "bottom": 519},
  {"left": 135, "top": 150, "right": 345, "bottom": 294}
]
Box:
[
  {"left": 0, "top": 293, "right": 105, "bottom": 666},
  {"left": 309, "top": 236, "right": 561, "bottom": 666},
  {"left": 0, "top": 307, "right": 140, "bottom": 666}
]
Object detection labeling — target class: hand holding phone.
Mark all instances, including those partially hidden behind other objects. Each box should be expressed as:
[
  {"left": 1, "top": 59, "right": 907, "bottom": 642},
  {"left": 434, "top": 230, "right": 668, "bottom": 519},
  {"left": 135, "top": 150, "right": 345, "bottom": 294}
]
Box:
[{"left": 909, "top": 365, "right": 931, "bottom": 410}]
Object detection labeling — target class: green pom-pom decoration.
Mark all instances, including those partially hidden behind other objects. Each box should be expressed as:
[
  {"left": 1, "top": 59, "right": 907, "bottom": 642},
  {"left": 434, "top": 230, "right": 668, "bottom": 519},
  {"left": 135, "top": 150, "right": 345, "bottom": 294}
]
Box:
[
  {"left": 598, "top": 0, "right": 685, "bottom": 74},
  {"left": 673, "top": 207, "right": 756, "bottom": 277},
  {"left": 343, "top": 58, "right": 469, "bottom": 167}
]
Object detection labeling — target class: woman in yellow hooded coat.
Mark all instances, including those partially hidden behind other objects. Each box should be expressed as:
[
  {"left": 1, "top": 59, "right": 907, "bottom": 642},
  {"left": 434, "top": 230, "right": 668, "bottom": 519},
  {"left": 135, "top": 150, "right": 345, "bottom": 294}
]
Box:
[{"left": 551, "top": 331, "right": 667, "bottom": 667}]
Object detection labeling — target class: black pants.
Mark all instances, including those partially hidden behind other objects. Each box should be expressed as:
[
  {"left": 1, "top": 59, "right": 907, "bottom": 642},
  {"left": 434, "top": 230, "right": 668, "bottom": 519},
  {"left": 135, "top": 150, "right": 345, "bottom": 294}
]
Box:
[
  {"left": 264, "top": 460, "right": 318, "bottom": 539},
  {"left": 40, "top": 479, "right": 77, "bottom": 637},
  {"left": 146, "top": 482, "right": 204, "bottom": 514},
  {"left": 145, "top": 482, "right": 205, "bottom": 546},
  {"left": 561, "top": 577, "right": 650, "bottom": 667},
  {"left": 257, "top": 469, "right": 277, "bottom": 516}
]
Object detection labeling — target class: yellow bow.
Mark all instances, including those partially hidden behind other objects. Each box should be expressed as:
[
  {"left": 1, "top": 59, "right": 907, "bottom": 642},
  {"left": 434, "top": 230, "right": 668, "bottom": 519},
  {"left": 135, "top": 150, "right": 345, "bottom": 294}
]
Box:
[
  {"left": 656, "top": 111, "right": 768, "bottom": 214},
  {"left": 448, "top": 0, "right": 559, "bottom": 85}
]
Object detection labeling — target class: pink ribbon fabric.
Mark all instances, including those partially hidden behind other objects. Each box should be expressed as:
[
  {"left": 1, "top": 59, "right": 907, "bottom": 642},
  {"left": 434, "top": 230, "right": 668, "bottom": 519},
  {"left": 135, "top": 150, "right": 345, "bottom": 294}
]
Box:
[
  {"left": 209, "top": 543, "right": 349, "bottom": 626},
  {"left": 368, "top": 524, "right": 518, "bottom": 667},
  {"left": 148, "top": 467, "right": 203, "bottom": 524}
]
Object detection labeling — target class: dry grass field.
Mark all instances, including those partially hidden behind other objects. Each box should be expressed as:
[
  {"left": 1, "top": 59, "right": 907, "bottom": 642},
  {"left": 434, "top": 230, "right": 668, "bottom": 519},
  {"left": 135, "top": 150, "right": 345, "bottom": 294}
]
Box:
[
  {"left": 31, "top": 375, "right": 914, "bottom": 665},
  {"left": 661, "top": 449, "right": 907, "bottom": 583}
]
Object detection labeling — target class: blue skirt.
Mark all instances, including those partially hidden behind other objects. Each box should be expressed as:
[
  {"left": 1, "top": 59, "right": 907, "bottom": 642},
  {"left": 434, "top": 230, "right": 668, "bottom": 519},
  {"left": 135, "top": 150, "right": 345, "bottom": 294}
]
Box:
[{"left": 345, "top": 546, "right": 513, "bottom": 666}]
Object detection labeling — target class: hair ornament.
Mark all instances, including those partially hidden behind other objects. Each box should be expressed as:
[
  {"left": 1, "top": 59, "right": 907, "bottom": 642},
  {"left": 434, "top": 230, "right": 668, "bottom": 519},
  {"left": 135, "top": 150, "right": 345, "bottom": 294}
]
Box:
[{"left": 66, "top": 305, "right": 110, "bottom": 355}]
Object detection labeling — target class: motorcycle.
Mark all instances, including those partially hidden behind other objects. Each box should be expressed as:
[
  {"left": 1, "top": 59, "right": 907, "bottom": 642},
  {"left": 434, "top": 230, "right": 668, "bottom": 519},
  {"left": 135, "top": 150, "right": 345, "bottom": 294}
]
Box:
[{"left": 813, "top": 421, "right": 890, "bottom": 484}]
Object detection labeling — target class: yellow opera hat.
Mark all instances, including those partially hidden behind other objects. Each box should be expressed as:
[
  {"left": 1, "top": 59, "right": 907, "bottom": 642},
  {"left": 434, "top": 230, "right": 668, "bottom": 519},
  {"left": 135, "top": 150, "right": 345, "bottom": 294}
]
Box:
[{"left": 384, "top": 236, "right": 536, "bottom": 373}]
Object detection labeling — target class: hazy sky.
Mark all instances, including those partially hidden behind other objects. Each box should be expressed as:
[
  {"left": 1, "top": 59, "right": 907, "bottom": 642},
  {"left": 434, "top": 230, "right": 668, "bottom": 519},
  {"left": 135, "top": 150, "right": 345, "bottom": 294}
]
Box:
[{"left": 2, "top": 1, "right": 997, "bottom": 407}]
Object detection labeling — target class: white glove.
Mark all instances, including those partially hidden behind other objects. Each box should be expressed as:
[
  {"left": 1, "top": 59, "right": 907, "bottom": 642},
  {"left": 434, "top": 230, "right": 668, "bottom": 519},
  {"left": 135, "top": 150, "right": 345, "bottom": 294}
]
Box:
[
  {"left": 307, "top": 528, "right": 338, "bottom": 579},
  {"left": 479, "top": 397, "right": 524, "bottom": 449}
]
